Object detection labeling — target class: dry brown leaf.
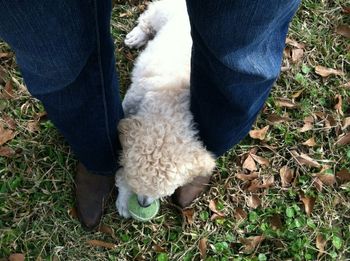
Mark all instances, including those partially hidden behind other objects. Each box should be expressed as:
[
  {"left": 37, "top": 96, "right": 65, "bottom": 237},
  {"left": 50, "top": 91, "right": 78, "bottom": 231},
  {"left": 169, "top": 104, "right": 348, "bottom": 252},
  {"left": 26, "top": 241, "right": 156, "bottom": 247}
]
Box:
[
  {"left": 242, "top": 154, "right": 257, "bottom": 171},
  {"left": 266, "top": 114, "right": 289, "bottom": 125},
  {"left": 279, "top": 166, "right": 294, "bottom": 187},
  {"left": 336, "top": 25, "right": 350, "bottom": 38},
  {"left": 291, "top": 48, "right": 304, "bottom": 63},
  {"left": 334, "top": 94, "right": 343, "bottom": 116},
  {"left": 292, "top": 89, "right": 304, "bottom": 99},
  {"left": 2, "top": 115, "right": 16, "bottom": 129},
  {"left": 336, "top": 169, "right": 350, "bottom": 184},
  {"left": 68, "top": 207, "right": 78, "bottom": 219},
  {"left": 316, "top": 234, "right": 327, "bottom": 259},
  {"left": 275, "top": 98, "right": 297, "bottom": 108},
  {"left": 300, "top": 195, "right": 315, "bottom": 216},
  {"left": 240, "top": 236, "right": 265, "bottom": 254},
  {"left": 246, "top": 179, "right": 262, "bottom": 192},
  {"left": 0, "top": 123, "right": 16, "bottom": 146},
  {"left": 250, "top": 154, "right": 270, "bottom": 167},
  {"left": 235, "top": 172, "right": 259, "bottom": 181},
  {"left": 315, "top": 173, "right": 336, "bottom": 186},
  {"left": 336, "top": 132, "right": 350, "bottom": 145},
  {"left": 291, "top": 151, "right": 320, "bottom": 168},
  {"left": 249, "top": 126, "right": 269, "bottom": 140},
  {"left": 26, "top": 121, "right": 40, "bottom": 133},
  {"left": 153, "top": 244, "right": 166, "bottom": 253},
  {"left": 341, "top": 81, "right": 350, "bottom": 88},
  {"left": 182, "top": 208, "right": 195, "bottom": 225},
  {"left": 87, "top": 240, "right": 117, "bottom": 249},
  {"left": 2, "top": 80, "right": 14, "bottom": 99},
  {"left": 247, "top": 195, "right": 261, "bottom": 209},
  {"left": 285, "top": 37, "right": 305, "bottom": 49},
  {"left": 234, "top": 208, "right": 247, "bottom": 221},
  {"left": 314, "top": 177, "right": 323, "bottom": 192},
  {"left": 198, "top": 238, "right": 208, "bottom": 260},
  {"left": 8, "top": 254, "right": 25, "bottom": 261},
  {"left": 208, "top": 200, "right": 224, "bottom": 217},
  {"left": 343, "top": 6, "right": 350, "bottom": 14},
  {"left": 302, "top": 137, "right": 316, "bottom": 147},
  {"left": 98, "top": 224, "right": 115, "bottom": 238},
  {"left": 342, "top": 117, "right": 350, "bottom": 129},
  {"left": 299, "top": 116, "right": 314, "bottom": 132},
  {"left": 263, "top": 175, "right": 275, "bottom": 187},
  {"left": 0, "top": 146, "right": 16, "bottom": 157},
  {"left": 315, "top": 66, "right": 344, "bottom": 77},
  {"left": 0, "top": 52, "right": 12, "bottom": 58},
  {"left": 270, "top": 214, "right": 283, "bottom": 230}
]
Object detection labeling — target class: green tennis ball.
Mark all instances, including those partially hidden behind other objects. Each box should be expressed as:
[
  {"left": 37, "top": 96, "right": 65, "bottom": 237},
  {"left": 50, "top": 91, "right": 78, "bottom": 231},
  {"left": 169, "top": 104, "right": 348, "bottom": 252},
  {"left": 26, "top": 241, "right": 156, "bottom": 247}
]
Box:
[{"left": 128, "top": 194, "right": 160, "bottom": 222}]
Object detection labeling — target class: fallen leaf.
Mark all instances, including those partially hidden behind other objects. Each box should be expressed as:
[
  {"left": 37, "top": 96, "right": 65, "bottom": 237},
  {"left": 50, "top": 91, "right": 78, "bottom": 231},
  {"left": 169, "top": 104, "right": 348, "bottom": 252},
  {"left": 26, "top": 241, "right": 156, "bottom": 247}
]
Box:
[
  {"left": 299, "top": 116, "right": 314, "bottom": 132},
  {"left": 316, "top": 234, "right": 327, "bottom": 259},
  {"left": 341, "top": 81, "right": 350, "bottom": 88},
  {"left": 8, "top": 254, "right": 25, "bottom": 261},
  {"left": 87, "top": 240, "right": 117, "bottom": 249},
  {"left": 302, "top": 137, "right": 316, "bottom": 147},
  {"left": 279, "top": 166, "right": 294, "bottom": 187},
  {"left": 0, "top": 146, "right": 16, "bottom": 157},
  {"left": 291, "top": 48, "right": 304, "bottom": 63},
  {"left": 266, "top": 114, "right": 289, "bottom": 125},
  {"left": 342, "top": 117, "right": 350, "bottom": 129},
  {"left": 334, "top": 94, "right": 343, "bottom": 115},
  {"left": 343, "top": 6, "right": 350, "bottom": 14},
  {"left": 0, "top": 52, "right": 12, "bottom": 59},
  {"left": 315, "top": 173, "right": 336, "bottom": 186},
  {"left": 336, "top": 25, "right": 350, "bottom": 38},
  {"left": 242, "top": 155, "right": 257, "bottom": 171},
  {"left": 98, "top": 224, "right": 115, "bottom": 238},
  {"left": 2, "top": 80, "right": 14, "bottom": 99},
  {"left": 336, "top": 132, "right": 350, "bottom": 145},
  {"left": 247, "top": 195, "right": 261, "bottom": 209},
  {"left": 300, "top": 195, "right": 316, "bottom": 216},
  {"left": 198, "top": 238, "right": 207, "bottom": 260},
  {"left": 153, "top": 244, "right": 166, "bottom": 253},
  {"left": 263, "top": 175, "right": 275, "bottom": 187},
  {"left": 275, "top": 98, "right": 297, "bottom": 108},
  {"left": 182, "top": 208, "right": 195, "bottom": 225},
  {"left": 249, "top": 126, "right": 269, "bottom": 140},
  {"left": 315, "top": 66, "right": 344, "bottom": 77},
  {"left": 2, "top": 115, "right": 16, "bottom": 129},
  {"left": 250, "top": 154, "right": 270, "bottom": 167},
  {"left": 208, "top": 200, "right": 224, "bottom": 217},
  {"left": 234, "top": 208, "right": 247, "bottom": 221},
  {"left": 26, "top": 121, "right": 40, "bottom": 133},
  {"left": 246, "top": 179, "right": 261, "bottom": 192},
  {"left": 240, "top": 236, "right": 265, "bottom": 254},
  {"left": 336, "top": 169, "right": 350, "bottom": 184},
  {"left": 270, "top": 214, "right": 283, "bottom": 230},
  {"left": 291, "top": 151, "right": 320, "bottom": 168},
  {"left": 235, "top": 172, "right": 259, "bottom": 181},
  {"left": 0, "top": 122, "right": 16, "bottom": 146},
  {"left": 68, "top": 207, "right": 78, "bottom": 219},
  {"left": 314, "top": 177, "right": 323, "bottom": 192},
  {"left": 291, "top": 89, "right": 304, "bottom": 99},
  {"left": 285, "top": 37, "right": 305, "bottom": 49}
]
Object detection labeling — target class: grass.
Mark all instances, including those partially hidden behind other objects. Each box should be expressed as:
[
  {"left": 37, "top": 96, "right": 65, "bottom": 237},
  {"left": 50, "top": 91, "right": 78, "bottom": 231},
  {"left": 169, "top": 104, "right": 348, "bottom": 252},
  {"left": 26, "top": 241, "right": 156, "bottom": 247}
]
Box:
[{"left": 1, "top": 0, "right": 349, "bottom": 260}]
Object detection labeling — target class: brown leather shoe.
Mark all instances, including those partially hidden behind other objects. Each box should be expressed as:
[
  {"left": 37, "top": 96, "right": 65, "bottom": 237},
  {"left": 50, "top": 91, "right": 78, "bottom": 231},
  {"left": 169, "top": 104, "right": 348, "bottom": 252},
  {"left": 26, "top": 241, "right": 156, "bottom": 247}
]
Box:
[
  {"left": 172, "top": 176, "right": 211, "bottom": 208},
  {"left": 75, "top": 163, "right": 115, "bottom": 230}
]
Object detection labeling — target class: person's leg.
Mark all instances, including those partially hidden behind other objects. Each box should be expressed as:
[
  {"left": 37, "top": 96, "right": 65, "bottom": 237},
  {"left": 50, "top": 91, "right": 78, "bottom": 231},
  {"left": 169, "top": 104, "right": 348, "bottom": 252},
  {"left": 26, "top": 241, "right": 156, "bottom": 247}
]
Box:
[
  {"left": 0, "top": 0, "right": 122, "bottom": 228},
  {"left": 174, "top": 0, "right": 301, "bottom": 207}
]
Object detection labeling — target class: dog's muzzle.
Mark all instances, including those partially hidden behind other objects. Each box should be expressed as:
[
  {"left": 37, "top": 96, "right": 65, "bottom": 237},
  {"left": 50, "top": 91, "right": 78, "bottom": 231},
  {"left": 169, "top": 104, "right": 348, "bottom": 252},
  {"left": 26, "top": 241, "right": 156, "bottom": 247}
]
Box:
[{"left": 137, "top": 195, "right": 155, "bottom": 207}]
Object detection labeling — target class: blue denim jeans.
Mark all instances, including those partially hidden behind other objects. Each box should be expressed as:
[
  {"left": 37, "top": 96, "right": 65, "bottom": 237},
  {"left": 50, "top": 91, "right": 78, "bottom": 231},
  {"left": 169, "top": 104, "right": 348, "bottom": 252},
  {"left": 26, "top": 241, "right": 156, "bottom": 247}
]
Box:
[{"left": 0, "top": 0, "right": 299, "bottom": 175}]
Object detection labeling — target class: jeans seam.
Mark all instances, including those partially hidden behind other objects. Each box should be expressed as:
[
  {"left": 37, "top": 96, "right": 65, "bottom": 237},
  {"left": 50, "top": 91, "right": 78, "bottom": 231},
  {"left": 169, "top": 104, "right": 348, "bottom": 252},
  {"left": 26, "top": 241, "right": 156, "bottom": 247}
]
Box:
[{"left": 92, "top": 0, "right": 117, "bottom": 169}]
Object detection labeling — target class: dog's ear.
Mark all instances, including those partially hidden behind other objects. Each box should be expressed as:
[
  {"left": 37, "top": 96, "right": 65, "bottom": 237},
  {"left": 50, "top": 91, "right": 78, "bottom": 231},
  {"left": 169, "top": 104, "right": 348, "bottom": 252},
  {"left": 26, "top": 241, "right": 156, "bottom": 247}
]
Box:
[{"left": 190, "top": 149, "right": 216, "bottom": 178}]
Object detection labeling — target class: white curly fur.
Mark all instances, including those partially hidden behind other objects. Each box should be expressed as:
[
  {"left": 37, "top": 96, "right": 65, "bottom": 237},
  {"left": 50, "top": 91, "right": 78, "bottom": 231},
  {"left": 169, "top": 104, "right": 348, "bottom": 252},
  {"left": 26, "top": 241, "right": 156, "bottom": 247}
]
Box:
[{"left": 116, "top": 0, "right": 216, "bottom": 218}]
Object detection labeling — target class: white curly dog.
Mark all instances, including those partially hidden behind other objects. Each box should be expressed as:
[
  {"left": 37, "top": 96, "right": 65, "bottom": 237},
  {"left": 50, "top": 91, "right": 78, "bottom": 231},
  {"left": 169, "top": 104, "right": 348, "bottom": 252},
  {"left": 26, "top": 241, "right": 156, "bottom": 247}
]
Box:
[{"left": 116, "top": 0, "right": 216, "bottom": 218}]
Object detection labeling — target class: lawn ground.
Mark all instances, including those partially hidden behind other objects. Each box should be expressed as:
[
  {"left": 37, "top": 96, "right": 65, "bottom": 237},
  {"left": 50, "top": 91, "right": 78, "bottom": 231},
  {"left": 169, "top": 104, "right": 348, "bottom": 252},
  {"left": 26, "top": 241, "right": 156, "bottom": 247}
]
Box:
[{"left": 0, "top": 0, "right": 349, "bottom": 260}]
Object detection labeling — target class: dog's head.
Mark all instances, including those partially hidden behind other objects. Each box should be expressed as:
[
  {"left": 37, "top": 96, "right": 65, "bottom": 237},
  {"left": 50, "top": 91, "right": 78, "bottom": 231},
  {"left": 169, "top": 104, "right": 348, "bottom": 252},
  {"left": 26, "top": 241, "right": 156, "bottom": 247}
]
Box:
[{"left": 117, "top": 116, "right": 216, "bottom": 201}]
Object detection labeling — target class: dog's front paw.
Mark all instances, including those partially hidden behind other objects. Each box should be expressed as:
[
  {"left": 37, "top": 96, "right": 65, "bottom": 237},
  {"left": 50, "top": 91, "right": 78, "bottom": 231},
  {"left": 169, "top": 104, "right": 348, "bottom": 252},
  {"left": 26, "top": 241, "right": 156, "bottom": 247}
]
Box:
[
  {"left": 116, "top": 194, "right": 131, "bottom": 219},
  {"left": 125, "top": 26, "right": 148, "bottom": 48}
]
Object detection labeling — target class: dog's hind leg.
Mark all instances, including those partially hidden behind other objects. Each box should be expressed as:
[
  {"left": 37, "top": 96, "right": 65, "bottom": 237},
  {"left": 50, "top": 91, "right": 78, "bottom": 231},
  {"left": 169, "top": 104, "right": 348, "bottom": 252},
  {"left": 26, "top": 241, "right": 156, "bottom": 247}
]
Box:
[{"left": 124, "top": 0, "right": 177, "bottom": 48}]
